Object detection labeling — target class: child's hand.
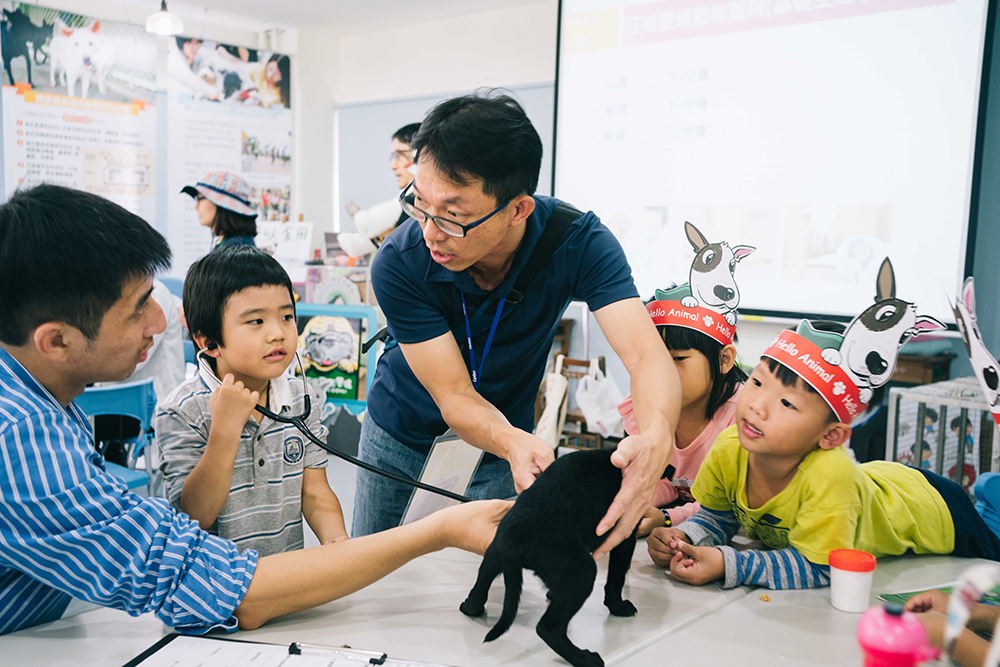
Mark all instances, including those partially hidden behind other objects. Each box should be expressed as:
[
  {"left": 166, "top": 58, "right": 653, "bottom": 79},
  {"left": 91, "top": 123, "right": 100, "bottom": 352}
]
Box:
[
  {"left": 636, "top": 507, "right": 666, "bottom": 538},
  {"left": 209, "top": 374, "right": 259, "bottom": 436},
  {"left": 905, "top": 589, "right": 950, "bottom": 614},
  {"left": 913, "top": 610, "right": 947, "bottom": 649},
  {"left": 647, "top": 527, "right": 691, "bottom": 567},
  {"left": 669, "top": 542, "right": 725, "bottom": 585}
]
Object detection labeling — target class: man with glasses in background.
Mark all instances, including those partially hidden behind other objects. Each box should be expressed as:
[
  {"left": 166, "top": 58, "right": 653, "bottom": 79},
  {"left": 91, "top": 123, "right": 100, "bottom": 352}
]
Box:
[
  {"left": 356, "top": 92, "right": 682, "bottom": 561},
  {"left": 339, "top": 123, "right": 422, "bottom": 257}
]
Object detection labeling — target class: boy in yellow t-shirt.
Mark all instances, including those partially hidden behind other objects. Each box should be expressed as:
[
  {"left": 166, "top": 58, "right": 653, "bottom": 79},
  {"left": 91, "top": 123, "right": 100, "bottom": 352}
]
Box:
[{"left": 648, "top": 313, "right": 1000, "bottom": 590}]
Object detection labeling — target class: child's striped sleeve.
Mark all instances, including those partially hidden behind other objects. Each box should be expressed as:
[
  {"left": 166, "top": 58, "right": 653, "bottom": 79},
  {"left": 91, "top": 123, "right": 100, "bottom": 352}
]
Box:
[
  {"left": 679, "top": 506, "right": 741, "bottom": 545},
  {"left": 717, "top": 546, "right": 831, "bottom": 590}
]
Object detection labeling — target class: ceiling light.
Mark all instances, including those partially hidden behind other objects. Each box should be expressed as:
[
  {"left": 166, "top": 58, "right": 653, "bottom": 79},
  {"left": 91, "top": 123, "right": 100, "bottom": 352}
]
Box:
[{"left": 146, "top": 0, "right": 184, "bottom": 36}]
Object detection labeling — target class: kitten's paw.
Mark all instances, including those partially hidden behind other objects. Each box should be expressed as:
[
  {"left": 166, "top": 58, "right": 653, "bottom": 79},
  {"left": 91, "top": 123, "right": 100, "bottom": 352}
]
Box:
[
  {"left": 460, "top": 599, "right": 485, "bottom": 617},
  {"left": 605, "top": 598, "right": 637, "bottom": 617}
]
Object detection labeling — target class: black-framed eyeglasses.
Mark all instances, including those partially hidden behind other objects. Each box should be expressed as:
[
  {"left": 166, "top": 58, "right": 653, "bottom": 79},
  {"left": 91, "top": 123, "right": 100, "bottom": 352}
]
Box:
[{"left": 398, "top": 180, "right": 516, "bottom": 238}]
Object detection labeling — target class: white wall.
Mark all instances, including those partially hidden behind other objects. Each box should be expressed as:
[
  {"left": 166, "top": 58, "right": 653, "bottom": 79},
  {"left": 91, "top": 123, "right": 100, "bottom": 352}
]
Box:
[
  {"left": 294, "top": 27, "right": 339, "bottom": 237},
  {"left": 294, "top": 0, "right": 558, "bottom": 249},
  {"left": 334, "top": 0, "right": 557, "bottom": 105}
]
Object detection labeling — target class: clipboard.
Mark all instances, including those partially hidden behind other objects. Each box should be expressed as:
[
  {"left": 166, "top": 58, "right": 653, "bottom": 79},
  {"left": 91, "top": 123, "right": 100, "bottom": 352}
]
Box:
[
  {"left": 399, "top": 430, "right": 483, "bottom": 527},
  {"left": 124, "top": 633, "right": 458, "bottom": 666}
]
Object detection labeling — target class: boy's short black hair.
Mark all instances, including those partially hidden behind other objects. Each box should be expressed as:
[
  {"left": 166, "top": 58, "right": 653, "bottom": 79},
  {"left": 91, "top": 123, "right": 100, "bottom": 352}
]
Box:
[
  {"left": 411, "top": 90, "right": 542, "bottom": 205},
  {"left": 764, "top": 357, "right": 839, "bottom": 425},
  {"left": 764, "top": 322, "right": 850, "bottom": 424},
  {"left": 659, "top": 325, "right": 747, "bottom": 421},
  {"left": 0, "top": 184, "right": 171, "bottom": 346},
  {"left": 183, "top": 246, "right": 294, "bottom": 350},
  {"left": 951, "top": 415, "right": 972, "bottom": 430},
  {"left": 926, "top": 407, "right": 939, "bottom": 422},
  {"left": 393, "top": 123, "right": 421, "bottom": 145}
]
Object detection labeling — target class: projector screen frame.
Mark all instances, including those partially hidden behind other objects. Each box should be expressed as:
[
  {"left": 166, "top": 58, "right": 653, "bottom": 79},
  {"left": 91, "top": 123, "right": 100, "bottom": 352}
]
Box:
[{"left": 550, "top": 0, "right": 999, "bottom": 326}]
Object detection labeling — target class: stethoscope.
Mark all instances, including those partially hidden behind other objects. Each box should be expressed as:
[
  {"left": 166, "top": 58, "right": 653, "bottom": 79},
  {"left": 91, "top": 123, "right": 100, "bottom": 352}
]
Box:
[{"left": 199, "top": 351, "right": 473, "bottom": 504}]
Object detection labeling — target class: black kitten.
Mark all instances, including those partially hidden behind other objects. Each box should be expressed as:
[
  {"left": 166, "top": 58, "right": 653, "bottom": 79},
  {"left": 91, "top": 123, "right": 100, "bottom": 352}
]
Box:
[{"left": 459, "top": 449, "right": 637, "bottom": 667}]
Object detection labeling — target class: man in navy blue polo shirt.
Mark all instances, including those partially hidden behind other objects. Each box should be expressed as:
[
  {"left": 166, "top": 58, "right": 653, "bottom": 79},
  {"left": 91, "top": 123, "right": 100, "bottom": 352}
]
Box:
[{"left": 357, "top": 93, "right": 681, "bottom": 559}]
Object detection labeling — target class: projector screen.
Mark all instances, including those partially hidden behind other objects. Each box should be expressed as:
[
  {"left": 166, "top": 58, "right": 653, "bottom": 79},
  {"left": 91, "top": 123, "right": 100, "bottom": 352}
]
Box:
[{"left": 554, "top": 0, "right": 992, "bottom": 322}]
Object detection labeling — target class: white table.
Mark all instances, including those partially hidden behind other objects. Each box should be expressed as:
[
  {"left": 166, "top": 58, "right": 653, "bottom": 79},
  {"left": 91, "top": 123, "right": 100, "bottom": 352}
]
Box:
[
  {"left": 2, "top": 542, "right": 745, "bottom": 667},
  {"left": 2, "top": 546, "right": 980, "bottom": 667},
  {"left": 616, "top": 555, "right": 982, "bottom": 667}
]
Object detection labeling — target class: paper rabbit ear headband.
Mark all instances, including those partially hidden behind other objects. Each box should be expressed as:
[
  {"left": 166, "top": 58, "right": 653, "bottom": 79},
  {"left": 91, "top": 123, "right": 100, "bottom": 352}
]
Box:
[
  {"left": 645, "top": 222, "right": 755, "bottom": 346},
  {"left": 763, "top": 258, "right": 946, "bottom": 424},
  {"left": 953, "top": 277, "right": 1000, "bottom": 429}
]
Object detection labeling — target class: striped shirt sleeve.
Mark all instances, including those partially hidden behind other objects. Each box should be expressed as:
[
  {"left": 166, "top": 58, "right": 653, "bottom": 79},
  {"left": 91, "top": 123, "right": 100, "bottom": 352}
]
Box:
[
  {"left": 678, "top": 506, "right": 742, "bottom": 546},
  {"left": 717, "top": 546, "right": 831, "bottom": 590},
  {"left": 678, "top": 507, "right": 831, "bottom": 590},
  {"left": 0, "top": 406, "right": 257, "bottom": 635}
]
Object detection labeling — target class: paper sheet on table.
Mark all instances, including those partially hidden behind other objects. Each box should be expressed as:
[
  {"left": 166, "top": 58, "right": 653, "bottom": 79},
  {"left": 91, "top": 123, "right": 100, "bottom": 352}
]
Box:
[
  {"left": 400, "top": 430, "right": 483, "bottom": 526},
  {"left": 126, "top": 634, "right": 454, "bottom": 667},
  {"left": 878, "top": 582, "right": 1000, "bottom": 606}
]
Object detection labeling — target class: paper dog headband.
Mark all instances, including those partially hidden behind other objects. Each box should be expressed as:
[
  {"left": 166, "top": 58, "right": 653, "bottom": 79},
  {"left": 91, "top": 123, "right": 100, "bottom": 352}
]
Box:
[
  {"left": 763, "top": 258, "right": 945, "bottom": 423},
  {"left": 645, "top": 222, "right": 755, "bottom": 346},
  {"left": 953, "top": 277, "right": 1000, "bottom": 429}
]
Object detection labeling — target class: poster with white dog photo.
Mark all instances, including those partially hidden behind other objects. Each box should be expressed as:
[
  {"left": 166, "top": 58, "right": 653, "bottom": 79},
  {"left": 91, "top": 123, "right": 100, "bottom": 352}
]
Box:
[
  {"left": 0, "top": 3, "right": 157, "bottom": 220},
  {"left": 0, "top": 2, "right": 155, "bottom": 102}
]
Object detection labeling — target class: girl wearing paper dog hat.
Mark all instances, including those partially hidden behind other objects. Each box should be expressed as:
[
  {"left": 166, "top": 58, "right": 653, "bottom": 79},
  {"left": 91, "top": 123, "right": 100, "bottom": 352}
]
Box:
[
  {"left": 182, "top": 171, "right": 258, "bottom": 250},
  {"left": 648, "top": 258, "right": 1000, "bottom": 590},
  {"left": 620, "top": 222, "right": 754, "bottom": 538}
]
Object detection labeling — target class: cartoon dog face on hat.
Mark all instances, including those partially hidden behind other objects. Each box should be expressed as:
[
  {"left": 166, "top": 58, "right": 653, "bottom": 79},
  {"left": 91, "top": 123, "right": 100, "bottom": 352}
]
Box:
[
  {"left": 681, "top": 222, "right": 755, "bottom": 325},
  {"left": 953, "top": 277, "right": 1000, "bottom": 426},
  {"left": 820, "top": 258, "right": 944, "bottom": 404}
]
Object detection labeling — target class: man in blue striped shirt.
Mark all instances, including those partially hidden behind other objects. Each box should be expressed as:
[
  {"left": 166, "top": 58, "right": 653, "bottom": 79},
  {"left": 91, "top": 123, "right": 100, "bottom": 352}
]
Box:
[{"left": 0, "top": 185, "right": 509, "bottom": 635}]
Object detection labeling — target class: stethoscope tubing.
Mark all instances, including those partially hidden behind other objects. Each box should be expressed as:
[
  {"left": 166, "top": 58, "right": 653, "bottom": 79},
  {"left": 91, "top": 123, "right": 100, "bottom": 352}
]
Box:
[{"left": 251, "top": 353, "right": 473, "bottom": 504}]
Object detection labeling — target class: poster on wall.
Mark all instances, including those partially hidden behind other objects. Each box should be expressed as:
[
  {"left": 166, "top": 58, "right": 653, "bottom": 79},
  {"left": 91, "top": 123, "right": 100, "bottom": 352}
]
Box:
[
  {"left": 165, "top": 35, "right": 292, "bottom": 278},
  {"left": 0, "top": 2, "right": 157, "bottom": 220},
  {"left": 297, "top": 314, "right": 363, "bottom": 403}
]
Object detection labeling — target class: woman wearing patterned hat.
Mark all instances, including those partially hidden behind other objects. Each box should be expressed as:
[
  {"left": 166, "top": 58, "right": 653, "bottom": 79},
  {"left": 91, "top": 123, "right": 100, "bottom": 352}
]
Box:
[{"left": 182, "top": 171, "right": 258, "bottom": 250}]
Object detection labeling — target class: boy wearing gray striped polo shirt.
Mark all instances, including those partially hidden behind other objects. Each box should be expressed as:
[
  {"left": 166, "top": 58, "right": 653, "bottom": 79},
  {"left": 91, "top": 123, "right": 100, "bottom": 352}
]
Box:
[{"left": 157, "top": 247, "right": 349, "bottom": 556}]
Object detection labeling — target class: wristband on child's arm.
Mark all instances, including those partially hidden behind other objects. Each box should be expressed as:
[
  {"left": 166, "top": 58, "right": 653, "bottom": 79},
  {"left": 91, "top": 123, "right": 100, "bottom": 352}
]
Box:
[{"left": 661, "top": 508, "right": 672, "bottom": 527}]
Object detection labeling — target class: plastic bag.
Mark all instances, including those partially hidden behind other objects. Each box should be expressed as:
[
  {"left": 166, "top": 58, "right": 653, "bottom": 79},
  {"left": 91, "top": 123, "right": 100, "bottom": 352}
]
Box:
[
  {"left": 534, "top": 355, "right": 569, "bottom": 448},
  {"left": 575, "top": 363, "right": 624, "bottom": 439}
]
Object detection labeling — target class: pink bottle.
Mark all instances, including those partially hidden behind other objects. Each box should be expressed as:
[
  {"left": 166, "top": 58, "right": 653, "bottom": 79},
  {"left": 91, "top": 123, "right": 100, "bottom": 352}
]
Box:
[{"left": 857, "top": 603, "right": 940, "bottom": 667}]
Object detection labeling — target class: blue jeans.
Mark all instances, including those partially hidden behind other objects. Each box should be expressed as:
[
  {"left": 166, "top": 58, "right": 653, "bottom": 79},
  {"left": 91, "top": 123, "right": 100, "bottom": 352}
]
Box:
[
  {"left": 917, "top": 467, "right": 1000, "bottom": 561},
  {"left": 351, "top": 415, "right": 516, "bottom": 537}
]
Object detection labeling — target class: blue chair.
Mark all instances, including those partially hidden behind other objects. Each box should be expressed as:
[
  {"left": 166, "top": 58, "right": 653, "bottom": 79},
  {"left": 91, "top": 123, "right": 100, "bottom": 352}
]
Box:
[
  {"left": 183, "top": 339, "right": 196, "bottom": 365},
  {"left": 160, "top": 277, "right": 183, "bottom": 299},
  {"left": 76, "top": 378, "right": 158, "bottom": 494},
  {"left": 159, "top": 277, "right": 195, "bottom": 364}
]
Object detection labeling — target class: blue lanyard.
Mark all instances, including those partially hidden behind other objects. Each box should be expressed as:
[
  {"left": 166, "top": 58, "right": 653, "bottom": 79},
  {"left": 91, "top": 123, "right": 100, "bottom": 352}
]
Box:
[{"left": 460, "top": 292, "right": 506, "bottom": 391}]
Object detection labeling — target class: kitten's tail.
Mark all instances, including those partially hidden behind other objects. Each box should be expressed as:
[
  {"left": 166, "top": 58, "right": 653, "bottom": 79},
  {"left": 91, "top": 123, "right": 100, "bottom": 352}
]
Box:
[{"left": 484, "top": 565, "right": 522, "bottom": 642}]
